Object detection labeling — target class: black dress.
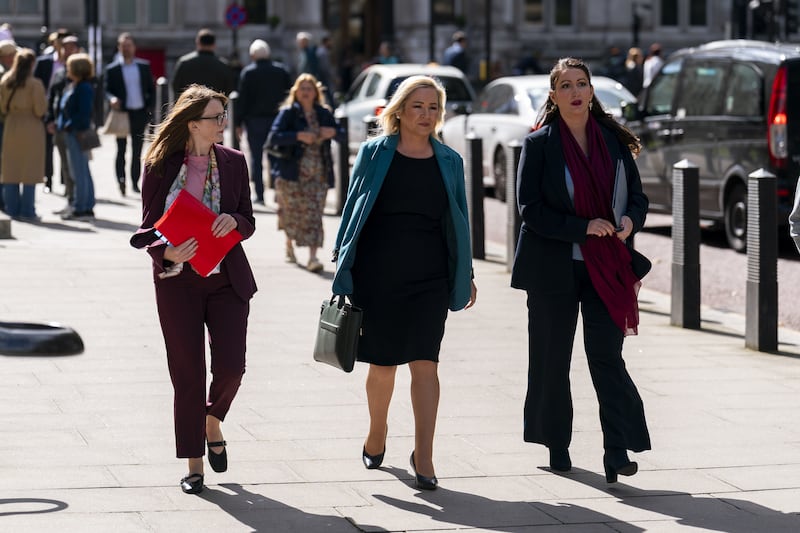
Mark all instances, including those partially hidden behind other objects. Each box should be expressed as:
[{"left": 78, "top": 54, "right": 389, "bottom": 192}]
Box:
[{"left": 351, "top": 152, "right": 449, "bottom": 365}]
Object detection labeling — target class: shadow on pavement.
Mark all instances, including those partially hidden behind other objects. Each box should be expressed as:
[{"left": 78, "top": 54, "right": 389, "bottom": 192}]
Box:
[
  {"left": 563, "top": 467, "right": 800, "bottom": 532},
  {"left": 0, "top": 498, "right": 68, "bottom": 517},
  {"left": 198, "top": 483, "right": 388, "bottom": 533},
  {"left": 372, "top": 465, "right": 645, "bottom": 532}
]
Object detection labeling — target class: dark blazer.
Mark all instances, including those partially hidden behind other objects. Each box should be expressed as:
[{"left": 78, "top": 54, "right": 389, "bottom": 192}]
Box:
[
  {"left": 511, "top": 120, "right": 648, "bottom": 294},
  {"left": 33, "top": 55, "right": 55, "bottom": 91},
  {"left": 266, "top": 102, "right": 344, "bottom": 186},
  {"left": 172, "top": 50, "right": 234, "bottom": 100},
  {"left": 129, "top": 144, "right": 257, "bottom": 301},
  {"left": 104, "top": 58, "right": 155, "bottom": 112},
  {"left": 235, "top": 59, "right": 291, "bottom": 127}
]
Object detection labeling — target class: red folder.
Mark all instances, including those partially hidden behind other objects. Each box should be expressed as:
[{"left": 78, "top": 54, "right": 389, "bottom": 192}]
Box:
[{"left": 154, "top": 189, "right": 243, "bottom": 277}]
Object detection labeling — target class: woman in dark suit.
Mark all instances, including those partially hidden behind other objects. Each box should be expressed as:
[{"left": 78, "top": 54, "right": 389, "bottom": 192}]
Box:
[
  {"left": 130, "top": 84, "right": 257, "bottom": 494},
  {"left": 511, "top": 57, "right": 650, "bottom": 483}
]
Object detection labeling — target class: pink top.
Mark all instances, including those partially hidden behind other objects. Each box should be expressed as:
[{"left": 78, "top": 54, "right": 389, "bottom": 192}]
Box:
[{"left": 185, "top": 154, "right": 209, "bottom": 200}]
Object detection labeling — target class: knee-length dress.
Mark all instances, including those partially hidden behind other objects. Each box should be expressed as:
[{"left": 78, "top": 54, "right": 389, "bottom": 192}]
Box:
[{"left": 351, "top": 152, "right": 449, "bottom": 365}]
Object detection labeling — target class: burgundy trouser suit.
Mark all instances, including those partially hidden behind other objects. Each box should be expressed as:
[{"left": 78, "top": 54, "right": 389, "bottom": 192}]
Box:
[{"left": 155, "top": 265, "right": 249, "bottom": 458}]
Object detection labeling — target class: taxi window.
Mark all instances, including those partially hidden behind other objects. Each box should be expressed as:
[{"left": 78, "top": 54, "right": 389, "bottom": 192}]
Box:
[
  {"left": 645, "top": 58, "right": 682, "bottom": 115},
  {"left": 676, "top": 62, "right": 727, "bottom": 116}
]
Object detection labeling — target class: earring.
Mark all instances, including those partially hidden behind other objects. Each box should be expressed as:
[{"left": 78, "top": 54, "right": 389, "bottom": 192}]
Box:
[
  {"left": 551, "top": 102, "right": 557, "bottom": 109},
  {"left": 589, "top": 101, "right": 593, "bottom": 110}
]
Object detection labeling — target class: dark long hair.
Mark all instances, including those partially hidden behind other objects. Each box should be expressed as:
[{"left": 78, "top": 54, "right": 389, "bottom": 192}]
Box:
[
  {"left": 535, "top": 57, "right": 641, "bottom": 157},
  {"left": 143, "top": 84, "right": 228, "bottom": 175}
]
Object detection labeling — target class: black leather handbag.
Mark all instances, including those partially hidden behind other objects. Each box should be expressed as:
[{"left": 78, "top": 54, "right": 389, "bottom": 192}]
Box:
[
  {"left": 630, "top": 248, "right": 652, "bottom": 279},
  {"left": 313, "top": 295, "right": 362, "bottom": 373}
]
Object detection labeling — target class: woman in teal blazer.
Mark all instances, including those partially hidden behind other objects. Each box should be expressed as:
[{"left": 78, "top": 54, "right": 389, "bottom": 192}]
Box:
[{"left": 331, "top": 76, "right": 476, "bottom": 490}]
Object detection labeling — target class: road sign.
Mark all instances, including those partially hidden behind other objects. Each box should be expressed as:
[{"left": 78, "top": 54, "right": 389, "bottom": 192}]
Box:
[{"left": 225, "top": 3, "right": 248, "bottom": 29}]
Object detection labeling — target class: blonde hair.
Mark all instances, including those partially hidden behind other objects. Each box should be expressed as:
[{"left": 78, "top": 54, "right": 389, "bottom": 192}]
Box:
[
  {"left": 281, "top": 73, "right": 328, "bottom": 110},
  {"left": 143, "top": 84, "right": 228, "bottom": 175},
  {"left": 66, "top": 53, "right": 94, "bottom": 81},
  {"left": 377, "top": 75, "right": 447, "bottom": 137}
]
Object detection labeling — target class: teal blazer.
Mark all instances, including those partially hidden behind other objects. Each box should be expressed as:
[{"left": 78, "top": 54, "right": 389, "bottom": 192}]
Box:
[{"left": 332, "top": 134, "right": 473, "bottom": 311}]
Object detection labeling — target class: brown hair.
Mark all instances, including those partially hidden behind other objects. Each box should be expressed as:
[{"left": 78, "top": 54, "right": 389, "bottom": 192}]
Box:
[
  {"left": 536, "top": 57, "right": 641, "bottom": 156},
  {"left": 143, "top": 84, "right": 228, "bottom": 175}
]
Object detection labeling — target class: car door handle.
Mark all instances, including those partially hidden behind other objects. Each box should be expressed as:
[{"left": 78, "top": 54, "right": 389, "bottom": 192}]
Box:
[
  {"left": 670, "top": 128, "right": 685, "bottom": 139},
  {"left": 656, "top": 129, "right": 672, "bottom": 139}
]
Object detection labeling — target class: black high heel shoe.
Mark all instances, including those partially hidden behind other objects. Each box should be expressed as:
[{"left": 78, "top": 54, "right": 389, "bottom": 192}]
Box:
[
  {"left": 603, "top": 448, "right": 638, "bottom": 483},
  {"left": 548, "top": 447, "right": 572, "bottom": 472},
  {"left": 409, "top": 451, "right": 438, "bottom": 490},
  {"left": 180, "top": 473, "right": 204, "bottom": 494},
  {"left": 362, "top": 445, "right": 385, "bottom": 469}
]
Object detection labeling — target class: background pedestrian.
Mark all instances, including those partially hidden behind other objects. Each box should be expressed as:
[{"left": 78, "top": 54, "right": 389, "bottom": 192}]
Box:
[
  {"left": 267, "top": 73, "right": 342, "bottom": 273},
  {"left": 172, "top": 28, "right": 234, "bottom": 102}
]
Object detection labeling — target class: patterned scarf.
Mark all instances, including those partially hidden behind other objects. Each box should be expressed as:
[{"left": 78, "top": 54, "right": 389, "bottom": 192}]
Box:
[
  {"left": 559, "top": 116, "right": 640, "bottom": 335},
  {"left": 159, "top": 148, "right": 222, "bottom": 277}
]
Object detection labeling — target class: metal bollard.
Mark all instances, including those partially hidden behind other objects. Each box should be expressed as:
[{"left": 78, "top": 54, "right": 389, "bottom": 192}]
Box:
[
  {"left": 506, "top": 140, "right": 522, "bottom": 272},
  {"left": 670, "top": 160, "right": 701, "bottom": 329},
  {"left": 465, "top": 133, "right": 485, "bottom": 259},
  {"left": 745, "top": 168, "right": 778, "bottom": 352},
  {"left": 153, "top": 77, "right": 169, "bottom": 126},
  {"left": 335, "top": 116, "right": 349, "bottom": 215},
  {"left": 227, "top": 91, "right": 240, "bottom": 150}
]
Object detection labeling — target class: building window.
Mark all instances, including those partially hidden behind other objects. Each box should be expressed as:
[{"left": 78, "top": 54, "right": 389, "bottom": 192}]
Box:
[
  {"left": 0, "top": 0, "right": 39, "bottom": 14},
  {"left": 524, "top": 0, "right": 543, "bottom": 24},
  {"left": 689, "top": 0, "right": 707, "bottom": 26},
  {"left": 148, "top": 0, "right": 169, "bottom": 24},
  {"left": 243, "top": 0, "right": 267, "bottom": 24},
  {"left": 116, "top": 0, "right": 136, "bottom": 24},
  {"left": 661, "top": 0, "right": 678, "bottom": 26},
  {"left": 554, "top": 0, "right": 572, "bottom": 26}
]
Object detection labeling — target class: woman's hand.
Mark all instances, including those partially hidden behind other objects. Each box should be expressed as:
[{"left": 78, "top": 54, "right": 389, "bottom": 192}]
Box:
[
  {"left": 211, "top": 213, "right": 238, "bottom": 238},
  {"left": 318, "top": 126, "right": 336, "bottom": 141},
  {"left": 464, "top": 280, "right": 478, "bottom": 309},
  {"left": 586, "top": 218, "right": 617, "bottom": 238},
  {"left": 297, "top": 131, "right": 317, "bottom": 144},
  {"left": 164, "top": 237, "right": 198, "bottom": 263},
  {"left": 615, "top": 215, "right": 633, "bottom": 241}
]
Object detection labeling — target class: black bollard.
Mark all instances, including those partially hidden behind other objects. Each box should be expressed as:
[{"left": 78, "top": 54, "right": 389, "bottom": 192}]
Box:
[
  {"left": 465, "top": 133, "right": 485, "bottom": 259},
  {"left": 506, "top": 140, "right": 522, "bottom": 271},
  {"left": 336, "top": 116, "right": 349, "bottom": 215},
  {"left": 153, "top": 77, "right": 169, "bottom": 127},
  {"left": 745, "top": 169, "right": 779, "bottom": 352},
  {"left": 670, "top": 159, "right": 701, "bottom": 329}
]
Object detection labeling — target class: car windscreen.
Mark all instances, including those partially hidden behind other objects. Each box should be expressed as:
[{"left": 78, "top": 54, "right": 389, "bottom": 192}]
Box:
[{"left": 385, "top": 76, "right": 473, "bottom": 102}]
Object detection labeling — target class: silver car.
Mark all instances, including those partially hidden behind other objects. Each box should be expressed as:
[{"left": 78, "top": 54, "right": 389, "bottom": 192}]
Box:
[
  {"left": 442, "top": 75, "right": 637, "bottom": 201},
  {"left": 335, "top": 63, "right": 476, "bottom": 154}
]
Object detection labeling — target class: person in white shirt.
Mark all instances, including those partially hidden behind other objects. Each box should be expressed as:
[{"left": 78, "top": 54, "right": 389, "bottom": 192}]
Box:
[{"left": 642, "top": 43, "right": 664, "bottom": 88}]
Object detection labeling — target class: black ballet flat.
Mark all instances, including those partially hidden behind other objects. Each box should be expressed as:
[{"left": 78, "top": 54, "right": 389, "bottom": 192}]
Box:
[
  {"left": 362, "top": 445, "right": 385, "bottom": 469},
  {"left": 207, "top": 440, "right": 227, "bottom": 473},
  {"left": 180, "top": 473, "right": 204, "bottom": 494},
  {"left": 603, "top": 449, "right": 638, "bottom": 483},
  {"left": 409, "top": 451, "right": 438, "bottom": 490},
  {"left": 548, "top": 447, "right": 572, "bottom": 472}
]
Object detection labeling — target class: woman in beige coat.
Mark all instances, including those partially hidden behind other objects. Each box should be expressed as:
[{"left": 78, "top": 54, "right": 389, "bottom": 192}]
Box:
[{"left": 0, "top": 47, "right": 47, "bottom": 220}]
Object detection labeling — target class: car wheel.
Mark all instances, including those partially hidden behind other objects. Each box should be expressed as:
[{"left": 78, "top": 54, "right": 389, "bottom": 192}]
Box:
[
  {"left": 493, "top": 148, "right": 507, "bottom": 202},
  {"left": 724, "top": 183, "right": 747, "bottom": 253},
  {"left": 0, "top": 322, "right": 84, "bottom": 356}
]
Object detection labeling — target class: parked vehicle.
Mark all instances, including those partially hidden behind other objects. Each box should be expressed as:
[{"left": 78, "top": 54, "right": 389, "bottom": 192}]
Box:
[
  {"left": 334, "top": 63, "right": 476, "bottom": 154},
  {"left": 441, "top": 75, "right": 636, "bottom": 201},
  {"left": 624, "top": 39, "right": 800, "bottom": 252}
]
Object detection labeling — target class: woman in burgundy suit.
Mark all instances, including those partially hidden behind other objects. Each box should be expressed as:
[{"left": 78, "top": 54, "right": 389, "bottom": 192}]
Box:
[{"left": 130, "top": 84, "right": 257, "bottom": 494}]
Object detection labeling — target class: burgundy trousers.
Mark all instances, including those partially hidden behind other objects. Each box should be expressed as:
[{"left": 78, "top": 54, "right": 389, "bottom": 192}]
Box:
[{"left": 155, "top": 266, "right": 249, "bottom": 458}]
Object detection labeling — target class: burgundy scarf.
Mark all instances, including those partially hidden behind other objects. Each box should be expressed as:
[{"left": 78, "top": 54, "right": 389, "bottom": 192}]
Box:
[{"left": 559, "top": 116, "right": 641, "bottom": 335}]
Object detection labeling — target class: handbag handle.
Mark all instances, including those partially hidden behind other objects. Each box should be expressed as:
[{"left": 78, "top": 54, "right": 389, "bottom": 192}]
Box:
[{"left": 330, "top": 294, "right": 351, "bottom": 309}]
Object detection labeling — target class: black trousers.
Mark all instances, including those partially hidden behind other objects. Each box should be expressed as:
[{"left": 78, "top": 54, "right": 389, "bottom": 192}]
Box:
[
  {"left": 524, "top": 260, "right": 650, "bottom": 452},
  {"left": 115, "top": 109, "right": 150, "bottom": 187}
]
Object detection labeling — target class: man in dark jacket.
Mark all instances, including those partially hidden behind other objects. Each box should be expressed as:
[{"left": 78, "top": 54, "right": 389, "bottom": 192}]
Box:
[
  {"left": 105, "top": 32, "right": 155, "bottom": 195},
  {"left": 234, "top": 39, "right": 291, "bottom": 204},
  {"left": 172, "top": 28, "right": 234, "bottom": 101}
]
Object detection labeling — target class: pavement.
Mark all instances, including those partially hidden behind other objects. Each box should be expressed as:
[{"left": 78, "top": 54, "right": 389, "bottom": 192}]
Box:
[{"left": 1, "top": 136, "right": 799, "bottom": 532}]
